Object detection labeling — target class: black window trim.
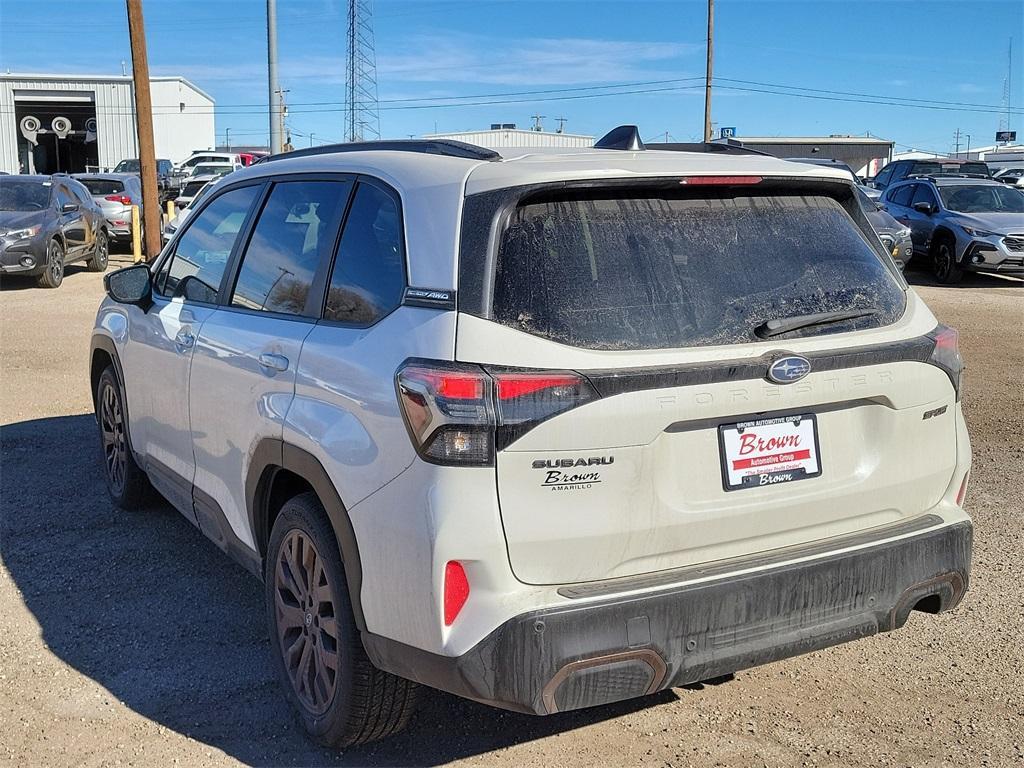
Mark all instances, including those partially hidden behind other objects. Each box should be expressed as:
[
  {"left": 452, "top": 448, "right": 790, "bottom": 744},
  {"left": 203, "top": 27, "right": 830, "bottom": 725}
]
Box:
[
  {"left": 314, "top": 173, "right": 410, "bottom": 329},
  {"left": 151, "top": 178, "right": 268, "bottom": 305},
  {"left": 218, "top": 172, "right": 358, "bottom": 323}
]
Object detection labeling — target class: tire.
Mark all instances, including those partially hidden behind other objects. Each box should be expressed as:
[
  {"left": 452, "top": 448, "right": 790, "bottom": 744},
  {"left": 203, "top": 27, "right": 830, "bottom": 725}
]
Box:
[
  {"left": 95, "top": 366, "right": 152, "bottom": 509},
  {"left": 88, "top": 230, "right": 109, "bottom": 272},
  {"left": 36, "top": 239, "right": 64, "bottom": 288},
  {"left": 266, "top": 493, "right": 418, "bottom": 748},
  {"left": 931, "top": 235, "right": 964, "bottom": 284}
]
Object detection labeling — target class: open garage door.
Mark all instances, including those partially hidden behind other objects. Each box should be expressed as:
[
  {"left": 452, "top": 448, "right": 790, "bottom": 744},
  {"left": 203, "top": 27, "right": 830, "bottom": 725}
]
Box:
[{"left": 15, "top": 94, "right": 98, "bottom": 175}]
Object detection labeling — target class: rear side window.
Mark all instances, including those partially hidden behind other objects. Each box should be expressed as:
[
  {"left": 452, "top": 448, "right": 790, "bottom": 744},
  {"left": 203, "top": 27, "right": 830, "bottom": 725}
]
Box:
[
  {"left": 889, "top": 184, "right": 915, "bottom": 207},
  {"left": 230, "top": 180, "right": 350, "bottom": 315},
  {"left": 157, "top": 185, "right": 259, "bottom": 302},
  {"left": 323, "top": 183, "right": 405, "bottom": 325},
  {"left": 490, "top": 193, "right": 905, "bottom": 350}
]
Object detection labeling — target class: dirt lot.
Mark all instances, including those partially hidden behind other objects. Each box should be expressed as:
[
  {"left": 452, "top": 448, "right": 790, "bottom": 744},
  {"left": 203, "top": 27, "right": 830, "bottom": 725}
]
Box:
[{"left": 1, "top": 257, "right": 1021, "bottom": 768}]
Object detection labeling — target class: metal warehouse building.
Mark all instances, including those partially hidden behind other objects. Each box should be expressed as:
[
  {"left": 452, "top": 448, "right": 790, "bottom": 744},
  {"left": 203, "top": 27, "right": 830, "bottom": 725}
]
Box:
[
  {"left": 722, "top": 135, "right": 895, "bottom": 177},
  {"left": 424, "top": 126, "right": 594, "bottom": 149},
  {"left": 0, "top": 73, "right": 215, "bottom": 174}
]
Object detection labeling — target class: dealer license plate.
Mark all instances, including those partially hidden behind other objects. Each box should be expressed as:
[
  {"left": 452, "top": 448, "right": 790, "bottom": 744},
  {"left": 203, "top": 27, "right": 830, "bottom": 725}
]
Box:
[{"left": 718, "top": 414, "right": 822, "bottom": 491}]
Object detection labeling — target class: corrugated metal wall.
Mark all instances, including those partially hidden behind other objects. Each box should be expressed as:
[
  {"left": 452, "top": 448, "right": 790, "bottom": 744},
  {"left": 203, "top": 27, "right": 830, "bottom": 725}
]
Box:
[
  {"left": 426, "top": 129, "right": 594, "bottom": 149},
  {"left": 0, "top": 76, "right": 138, "bottom": 173}
]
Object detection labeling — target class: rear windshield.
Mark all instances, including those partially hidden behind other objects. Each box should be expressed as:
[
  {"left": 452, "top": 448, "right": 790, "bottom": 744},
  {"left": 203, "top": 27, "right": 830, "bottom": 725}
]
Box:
[
  {"left": 913, "top": 161, "right": 989, "bottom": 177},
  {"left": 182, "top": 180, "right": 207, "bottom": 198},
  {"left": 113, "top": 160, "right": 139, "bottom": 173},
  {"left": 78, "top": 178, "right": 124, "bottom": 195},
  {"left": 491, "top": 193, "right": 905, "bottom": 350}
]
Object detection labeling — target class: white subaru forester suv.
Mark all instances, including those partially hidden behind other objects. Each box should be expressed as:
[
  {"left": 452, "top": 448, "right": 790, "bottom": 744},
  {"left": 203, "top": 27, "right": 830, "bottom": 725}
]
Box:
[{"left": 91, "top": 127, "right": 972, "bottom": 747}]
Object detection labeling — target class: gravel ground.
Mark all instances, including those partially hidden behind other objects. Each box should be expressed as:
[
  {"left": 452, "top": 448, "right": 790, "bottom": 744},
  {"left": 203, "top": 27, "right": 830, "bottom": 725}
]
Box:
[{"left": 1, "top": 256, "right": 1021, "bottom": 768}]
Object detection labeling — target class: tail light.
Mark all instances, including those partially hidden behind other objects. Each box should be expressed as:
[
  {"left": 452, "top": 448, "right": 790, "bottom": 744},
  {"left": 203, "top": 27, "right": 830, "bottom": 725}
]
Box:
[
  {"left": 927, "top": 325, "right": 964, "bottom": 401},
  {"left": 396, "top": 360, "right": 598, "bottom": 466},
  {"left": 104, "top": 194, "right": 132, "bottom": 205}
]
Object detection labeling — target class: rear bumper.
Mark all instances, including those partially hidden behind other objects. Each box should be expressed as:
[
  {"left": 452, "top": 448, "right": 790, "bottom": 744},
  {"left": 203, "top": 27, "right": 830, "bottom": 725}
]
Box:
[{"left": 364, "top": 517, "right": 971, "bottom": 715}]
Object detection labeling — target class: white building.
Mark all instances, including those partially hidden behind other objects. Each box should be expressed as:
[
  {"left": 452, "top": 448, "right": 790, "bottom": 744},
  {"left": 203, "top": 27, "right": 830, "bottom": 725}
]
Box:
[
  {"left": 0, "top": 73, "right": 215, "bottom": 174},
  {"left": 424, "top": 126, "right": 594, "bottom": 150}
]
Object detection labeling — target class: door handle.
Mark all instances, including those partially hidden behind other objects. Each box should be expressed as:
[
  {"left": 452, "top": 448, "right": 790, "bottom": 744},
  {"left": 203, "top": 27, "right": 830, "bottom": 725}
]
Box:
[
  {"left": 174, "top": 329, "right": 195, "bottom": 351},
  {"left": 258, "top": 353, "right": 289, "bottom": 373}
]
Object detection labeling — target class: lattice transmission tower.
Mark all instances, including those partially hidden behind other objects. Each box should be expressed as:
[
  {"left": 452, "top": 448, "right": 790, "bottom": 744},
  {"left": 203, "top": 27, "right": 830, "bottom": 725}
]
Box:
[{"left": 345, "top": 0, "right": 380, "bottom": 142}]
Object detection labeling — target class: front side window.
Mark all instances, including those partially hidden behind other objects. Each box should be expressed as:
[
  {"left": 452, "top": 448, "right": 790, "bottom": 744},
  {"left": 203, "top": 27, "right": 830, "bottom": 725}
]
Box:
[
  {"left": 911, "top": 184, "right": 938, "bottom": 207},
  {"left": 157, "top": 185, "right": 259, "bottom": 303},
  {"left": 230, "top": 180, "right": 350, "bottom": 315},
  {"left": 324, "top": 183, "right": 405, "bottom": 325},
  {"left": 490, "top": 192, "right": 905, "bottom": 350}
]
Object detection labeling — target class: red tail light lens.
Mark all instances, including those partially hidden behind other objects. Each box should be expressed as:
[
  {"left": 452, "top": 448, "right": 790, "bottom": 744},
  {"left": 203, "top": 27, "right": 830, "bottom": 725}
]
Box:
[
  {"left": 443, "top": 561, "right": 470, "bottom": 626},
  {"left": 104, "top": 194, "right": 132, "bottom": 205},
  {"left": 396, "top": 361, "right": 598, "bottom": 465},
  {"left": 928, "top": 325, "right": 963, "bottom": 401}
]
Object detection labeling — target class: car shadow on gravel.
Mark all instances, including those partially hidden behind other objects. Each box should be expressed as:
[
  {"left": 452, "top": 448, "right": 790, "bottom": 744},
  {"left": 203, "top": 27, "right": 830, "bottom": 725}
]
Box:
[
  {"left": 903, "top": 264, "right": 1024, "bottom": 289},
  {"left": 1, "top": 414, "right": 688, "bottom": 767}
]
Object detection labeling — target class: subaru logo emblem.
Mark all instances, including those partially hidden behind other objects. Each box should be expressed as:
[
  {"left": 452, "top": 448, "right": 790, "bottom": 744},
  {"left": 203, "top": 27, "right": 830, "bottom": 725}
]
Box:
[{"left": 767, "top": 355, "right": 811, "bottom": 384}]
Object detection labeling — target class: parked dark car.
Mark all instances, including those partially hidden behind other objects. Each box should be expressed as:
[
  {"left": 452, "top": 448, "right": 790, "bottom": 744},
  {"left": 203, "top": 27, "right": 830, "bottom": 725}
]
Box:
[
  {"left": 0, "top": 175, "right": 109, "bottom": 288},
  {"left": 857, "top": 188, "right": 913, "bottom": 270},
  {"left": 113, "top": 158, "right": 182, "bottom": 200},
  {"left": 869, "top": 158, "right": 990, "bottom": 193},
  {"left": 74, "top": 173, "right": 144, "bottom": 243}
]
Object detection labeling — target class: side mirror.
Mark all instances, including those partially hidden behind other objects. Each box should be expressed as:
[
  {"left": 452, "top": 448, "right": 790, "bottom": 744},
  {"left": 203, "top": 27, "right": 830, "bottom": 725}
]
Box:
[
  {"left": 61, "top": 202, "right": 78, "bottom": 214},
  {"left": 912, "top": 201, "right": 935, "bottom": 214},
  {"left": 104, "top": 264, "right": 152, "bottom": 309}
]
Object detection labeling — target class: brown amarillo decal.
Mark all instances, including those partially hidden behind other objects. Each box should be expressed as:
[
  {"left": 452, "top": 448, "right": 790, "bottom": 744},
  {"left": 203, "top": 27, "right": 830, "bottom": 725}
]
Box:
[{"left": 531, "top": 457, "right": 613, "bottom": 491}]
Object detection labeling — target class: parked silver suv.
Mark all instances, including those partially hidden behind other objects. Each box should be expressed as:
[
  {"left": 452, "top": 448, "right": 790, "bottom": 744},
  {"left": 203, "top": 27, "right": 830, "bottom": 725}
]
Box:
[
  {"left": 91, "top": 129, "right": 972, "bottom": 748},
  {"left": 882, "top": 176, "right": 1024, "bottom": 283}
]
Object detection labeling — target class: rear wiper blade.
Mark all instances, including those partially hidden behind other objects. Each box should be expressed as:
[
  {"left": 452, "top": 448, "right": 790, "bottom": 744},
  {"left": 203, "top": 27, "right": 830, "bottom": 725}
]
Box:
[{"left": 754, "top": 309, "right": 878, "bottom": 339}]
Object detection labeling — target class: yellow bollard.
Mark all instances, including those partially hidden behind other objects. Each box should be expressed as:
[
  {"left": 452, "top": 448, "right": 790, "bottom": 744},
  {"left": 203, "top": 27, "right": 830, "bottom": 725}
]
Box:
[
  {"left": 131, "top": 204, "right": 142, "bottom": 263},
  {"left": 165, "top": 199, "right": 174, "bottom": 224}
]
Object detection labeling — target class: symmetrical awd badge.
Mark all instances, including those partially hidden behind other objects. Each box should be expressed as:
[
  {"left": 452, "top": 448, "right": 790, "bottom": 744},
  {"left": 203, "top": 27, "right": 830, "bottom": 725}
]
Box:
[{"left": 767, "top": 355, "right": 812, "bottom": 384}]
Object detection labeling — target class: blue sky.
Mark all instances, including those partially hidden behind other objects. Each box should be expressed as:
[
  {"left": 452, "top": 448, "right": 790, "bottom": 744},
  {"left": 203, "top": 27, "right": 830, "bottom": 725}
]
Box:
[{"left": 1, "top": 0, "right": 1020, "bottom": 154}]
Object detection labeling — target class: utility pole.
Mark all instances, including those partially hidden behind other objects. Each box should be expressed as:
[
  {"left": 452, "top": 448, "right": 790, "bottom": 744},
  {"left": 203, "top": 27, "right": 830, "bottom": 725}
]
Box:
[
  {"left": 125, "top": 0, "right": 162, "bottom": 261},
  {"left": 309, "top": 132, "right": 315, "bottom": 147},
  {"left": 953, "top": 127, "right": 961, "bottom": 156},
  {"left": 965, "top": 134, "right": 971, "bottom": 157},
  {"left": 703, "top": 0, "right": 714, "bottom": 142},
  {"left": 555, "top": 117, "right": 567, "bottom": 134},
  {"left": 531, "top": 114, "right": 545, "bottom": 132},
  {"left": 267, "top": 0, "right": 282, "bottom": 154},
  {"left": 225, "top": 127, "right": 231, "bottom": 151}
]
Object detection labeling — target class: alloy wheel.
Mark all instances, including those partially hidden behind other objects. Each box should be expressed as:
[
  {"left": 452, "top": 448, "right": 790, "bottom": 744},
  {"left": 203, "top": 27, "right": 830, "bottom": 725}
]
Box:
[
  {"left": 96, "top": 234, "right": 109, "bottom": 267},
  {"left": 49, "top": 243, "right": 64, "bottom": 283},
  {"left": 99, "top": 381, "right": 126, "bottom": 494},
  {"left": 274, "top": 529, "right": 340, "bottom": 714},
  {"left": 934, "top": 242, "right": 953, "bottom": 280}
]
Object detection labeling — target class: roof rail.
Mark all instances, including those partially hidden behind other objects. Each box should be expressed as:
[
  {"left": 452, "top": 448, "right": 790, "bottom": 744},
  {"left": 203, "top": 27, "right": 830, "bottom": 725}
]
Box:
[
  {"left": 646, "top": 142, "right": 771, "bottom": 157},
  {"left": 594, "top": 125, "right": 646, "bottom": 151},
  {"left": 907, "top": 173, "right": 992, "bottom": 181},
  {"left": 256, "top": 139, "right": 501, "bottom": 164}
]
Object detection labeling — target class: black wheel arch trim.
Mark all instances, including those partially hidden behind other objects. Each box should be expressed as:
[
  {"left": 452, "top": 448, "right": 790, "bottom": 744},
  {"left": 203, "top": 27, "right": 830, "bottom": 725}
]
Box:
[
  {"left": 246, "top": 438, "right": 367, "bottom": 631},
  {"left": 89, "top": 334, "right": 141, "bottom": 465}
]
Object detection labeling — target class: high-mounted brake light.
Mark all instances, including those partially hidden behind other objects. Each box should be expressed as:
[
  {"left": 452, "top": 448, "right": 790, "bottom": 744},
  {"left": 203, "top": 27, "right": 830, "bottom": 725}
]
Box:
[
  {"left": 396, "top": 362, "right": 598, "bottom": 465},
  {"left": 443, "top": 561, "right": 470, "bottom": 626},
  {"left": 927, "top": 325, "right": 964, "bottom": 401},
  {"left": 679, "top": 175, "right": 762, "bottom": 185}
]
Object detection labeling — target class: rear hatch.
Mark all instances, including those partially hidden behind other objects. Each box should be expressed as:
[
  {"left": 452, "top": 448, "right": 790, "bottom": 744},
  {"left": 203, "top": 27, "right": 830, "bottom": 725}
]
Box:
[{"left": 455, "top": 180, "right": 961, "bottom": 585}]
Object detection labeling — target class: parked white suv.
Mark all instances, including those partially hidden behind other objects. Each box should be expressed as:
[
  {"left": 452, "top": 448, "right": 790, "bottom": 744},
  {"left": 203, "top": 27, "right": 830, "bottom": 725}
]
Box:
[{"left": 90, "top": 128, "right": 973, "bottom": 748}]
